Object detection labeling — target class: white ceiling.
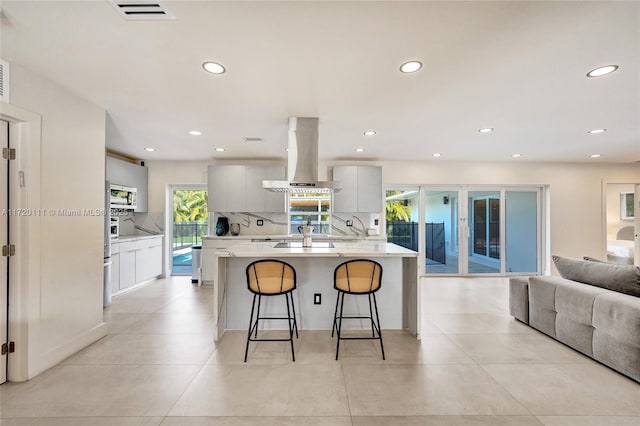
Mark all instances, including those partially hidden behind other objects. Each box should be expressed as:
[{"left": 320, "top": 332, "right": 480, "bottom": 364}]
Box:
[{"left": 1, "top": 1, "right": 638, "bottom": 163}]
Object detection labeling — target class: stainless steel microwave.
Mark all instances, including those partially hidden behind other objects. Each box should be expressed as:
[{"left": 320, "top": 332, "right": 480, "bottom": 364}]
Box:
[{"left": 110, "top": 184, "right": 137, "bottom": 209}]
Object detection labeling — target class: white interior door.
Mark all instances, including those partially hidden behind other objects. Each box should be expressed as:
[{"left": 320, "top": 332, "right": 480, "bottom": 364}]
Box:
[{"left": 0, "top": 120, "right": 8, "bottom": 384}]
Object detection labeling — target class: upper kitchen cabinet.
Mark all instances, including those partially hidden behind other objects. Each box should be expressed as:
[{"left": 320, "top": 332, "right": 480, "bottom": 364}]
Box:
[
  {"left": 246, "top": 166, "right": 286, "bottom": 213},
  {"left": 333, "top": 165, "right": 382, "bottom": 213},
  {"left": 208, "top": 165, "right": 285, "bottom": 213},
  {"left": 106, "top": 157, "right": 149, "bottom": 212}
]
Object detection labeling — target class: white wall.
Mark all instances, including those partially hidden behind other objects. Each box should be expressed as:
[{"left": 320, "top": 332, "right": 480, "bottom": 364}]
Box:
[
  {"left": 9, "top": 63, "right": 106, "bottom": 378},
  {"left": 606, "top": 183, "right": 634, "bottom": 240}
]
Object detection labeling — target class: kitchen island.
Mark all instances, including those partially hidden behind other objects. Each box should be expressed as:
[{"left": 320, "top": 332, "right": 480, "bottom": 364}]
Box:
[{"left": 209, "top": 241, "right": 419, "bottom": 341}]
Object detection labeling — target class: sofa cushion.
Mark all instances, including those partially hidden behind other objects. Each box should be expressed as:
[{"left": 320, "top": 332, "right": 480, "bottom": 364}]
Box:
[
  {"left": 553, "top": 255, "right": 640, "bottom": 297},
  {"left": 528, "top": 276, "right": 564, "bottom": 337},
  {"left": 592, "top": 292, "right": 640, "bottom": 382},
  {"left": 555, "top": 282, "right": 610, "bottom": 356},
  {"left": 509, "top": 277, "right": 530, "bottom": 324}
]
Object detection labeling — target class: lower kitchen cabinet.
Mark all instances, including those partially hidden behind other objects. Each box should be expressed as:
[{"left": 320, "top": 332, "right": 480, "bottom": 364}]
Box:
[{"left": 111, "top": 235, "right": 163, "bottom": 294}]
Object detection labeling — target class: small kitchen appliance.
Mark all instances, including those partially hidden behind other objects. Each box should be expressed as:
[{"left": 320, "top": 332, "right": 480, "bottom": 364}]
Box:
[{"left": 298, "top": 219, "right": 314, "bottom": 247}]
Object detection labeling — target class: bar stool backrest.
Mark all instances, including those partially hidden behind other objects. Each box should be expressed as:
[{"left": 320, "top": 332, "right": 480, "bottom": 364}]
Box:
[
  {"left": 334, "top": 259, "right": 382, "bottom": 294},
  {"left": 246, "top": 259, "right": 296, "bottom": 295}
]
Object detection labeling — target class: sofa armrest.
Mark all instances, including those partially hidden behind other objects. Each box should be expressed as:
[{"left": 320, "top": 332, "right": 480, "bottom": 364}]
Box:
[{"left": 509, "top": 277, "right": 530, "bottom": 324}]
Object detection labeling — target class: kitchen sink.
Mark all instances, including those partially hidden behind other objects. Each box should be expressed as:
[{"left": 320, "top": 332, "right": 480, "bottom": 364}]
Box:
[{"left": 273, "top": 242, "right": 335, "bottom": 248}]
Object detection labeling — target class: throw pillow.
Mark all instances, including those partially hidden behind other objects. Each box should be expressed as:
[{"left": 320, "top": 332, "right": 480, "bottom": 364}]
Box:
[{"left": 553, "top": 255, "right": 640, "bottom": 298}]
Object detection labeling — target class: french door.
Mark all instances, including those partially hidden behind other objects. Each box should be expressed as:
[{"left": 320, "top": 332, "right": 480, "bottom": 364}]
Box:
[{"left": 422, "top": 186, "right": 541, "bottom": 275}]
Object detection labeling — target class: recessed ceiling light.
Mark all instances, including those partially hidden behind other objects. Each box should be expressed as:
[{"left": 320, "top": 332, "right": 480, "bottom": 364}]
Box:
[
  {"left": 511, "top": 154, "right": 522, "bottom": 158},
  {"left": 399, "top": 61, "right": 422, "bottom": 73},
  {"left": 587, "top": 129, "right": 606, "bottom": 134},
  {"left": 432, "top": 153, "right": 442, "bottom": 157},
  {"left": 586, "top": 65, "right": 618, "bottom": 78},
  {"left": 478, "top": 128, "right": 494, "bottom": 133},
  {"left": 189, "top": 130, "right": 202, "bottom": 136},
  {"left": 589, "top": 154, "right": 602, "bottom": 158},
  {"left": 355, "top": 148, "right": 365, "bottom": 152},
  {"left": 214, "top": 147, "right": 225, "bottom": 152},
  {"left": 202, "top": 61, "right": 226, "bottom": 74},
  {"left": 144, "top": 147, "right": 155, "bottom": 152},
  {"left": 363, "top": 131, "right": 376, "bottom": 136}
]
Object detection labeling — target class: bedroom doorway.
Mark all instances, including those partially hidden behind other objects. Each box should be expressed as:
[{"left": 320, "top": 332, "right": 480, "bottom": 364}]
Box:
[{"left": 604, "top": 182, "right": 638, "bottom": 265}]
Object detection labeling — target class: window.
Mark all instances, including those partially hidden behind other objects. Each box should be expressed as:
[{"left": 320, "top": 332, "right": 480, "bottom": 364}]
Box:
[
  {"left": 621, "top": 192, "right": 635, "bottom": 220},
  {"left": 288, "top": 192, "right": 331, "bottom": 235}
]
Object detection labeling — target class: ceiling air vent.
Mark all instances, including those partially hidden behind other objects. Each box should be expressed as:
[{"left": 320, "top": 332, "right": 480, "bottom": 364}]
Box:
[
  {"left": 109, "top": 1, "right": 175, "bottom": 21},
  {"left": 0, "top": 59, "right": 10, "bottom": 103},
  {"left": 244, "top": 137, "right": 263, "bottom": 143}
]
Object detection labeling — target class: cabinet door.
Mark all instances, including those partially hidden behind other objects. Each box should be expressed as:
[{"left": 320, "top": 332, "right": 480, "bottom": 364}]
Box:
[
  {"left": 107, "top": 157, "right": 149, "bottom": 212},
  {"left": 332, "top": 166, "right": 358, "bottom": 212},
  {"left": 119, "top": 251, "right": 136, "bottom": 290},
  {"left": 207, "top": 166, "right": 227, "bottom": 212},
  {"left": 264, "top": 166, "right": 286, "bottom": 212},
  {"left": 136, "top": 243, "right": 162, "bottom": 283},
  {"left": 357, "top": 166, "right": 382, "bottom": 212},
  {"left": 245, "top": 166, "right": 267, "bottom": 212},
  {"left": 225, "top": 166, "right": 247, "bottom": 212},
  {"left": 110, "top": 253, "right": 120, "bottom": 293},
  {"left": 132, "top": 164, "right": 149, "bottom": 212}
]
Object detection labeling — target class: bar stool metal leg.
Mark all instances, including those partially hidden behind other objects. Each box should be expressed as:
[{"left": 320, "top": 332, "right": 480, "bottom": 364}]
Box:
[
  {"left": 289, "top": 292, "right": 299, "bottom": 338},
  {"left": 331, "top": 292, "right": 340, "bottom": 337},
  {"left": 285, "top": 291, "right": 295, "bottom": 362},
  {"left": 244, "top": 293, "right": 257, "bottom": 362},
  {"left": 372, "top": 293, "right": 385, "bottom": 360},
  {"left": 335, "top": 291, "right": 345, "bottom": 360}
]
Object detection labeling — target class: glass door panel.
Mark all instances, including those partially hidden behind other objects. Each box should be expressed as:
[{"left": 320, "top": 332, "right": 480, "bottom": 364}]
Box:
[
  {"left": 467, "top": 191, "right": 500, "bottom": 274},
  {"left": 424, "top": 190, "right": 459, "bottom": 274},
  {"left": 505, "top": 190, "right": 538, "bottom": 273},
  {"left": 386, "top": 188, "right": 420, "bottom": 251}
]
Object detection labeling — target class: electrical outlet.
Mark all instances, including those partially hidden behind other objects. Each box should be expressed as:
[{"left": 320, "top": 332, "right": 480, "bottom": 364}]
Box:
[
  {"left": 314, "top": 293, "right": 321, "bottom": 305},
  {"left": 346, "top": 220, "right": 353, "bottom": 227},
  {"left": 374, "top": 218, "right": 379, "bottom": 225},
  {"left": 257, "top": 220, "right": 264, "bottom": 226}
]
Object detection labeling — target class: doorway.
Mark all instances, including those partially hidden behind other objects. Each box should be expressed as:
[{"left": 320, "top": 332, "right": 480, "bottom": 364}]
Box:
[
  {"left": 604, "top": 182, "right": 639, "bottom": 266},
  {"left": 170, "top": 186, "right": 208, "bottom": 276}
]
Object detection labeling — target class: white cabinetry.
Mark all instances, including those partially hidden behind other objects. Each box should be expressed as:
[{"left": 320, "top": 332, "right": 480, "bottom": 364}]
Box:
[
  {"left": 111, "top": 236, "right": 163, "bottom": 294},
  {"left": 333, "top": 165, "right": 382, "bottom": 213},
  {"left": 106, "top": 157, "right": 149, "bottom": 212},
  {"left": 208, "top": 165, "right": 285, "bottom": 213}
]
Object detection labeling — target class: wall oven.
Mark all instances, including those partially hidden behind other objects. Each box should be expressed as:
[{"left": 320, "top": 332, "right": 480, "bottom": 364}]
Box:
[
  {"left": 110, "top": 184, "right": 137, "bottom": 210},
  {"left": 109, "top": 217, "right": 119, "bottom": 239}
]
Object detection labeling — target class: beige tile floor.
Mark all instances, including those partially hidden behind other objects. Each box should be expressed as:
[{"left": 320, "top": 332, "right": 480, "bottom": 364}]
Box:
[{"left": 1, "top": 276, "right": 638, "bottom": 426}]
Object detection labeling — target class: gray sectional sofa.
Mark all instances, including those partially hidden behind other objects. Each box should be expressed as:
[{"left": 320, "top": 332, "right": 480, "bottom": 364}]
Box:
[{"left": 509, "top": 257, "right": 640, "bottom": 383}]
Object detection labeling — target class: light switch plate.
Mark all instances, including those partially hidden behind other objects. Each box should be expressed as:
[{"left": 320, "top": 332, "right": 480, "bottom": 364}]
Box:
[{"left": 257, "top": 220, "right": 264, "bottom": 226}]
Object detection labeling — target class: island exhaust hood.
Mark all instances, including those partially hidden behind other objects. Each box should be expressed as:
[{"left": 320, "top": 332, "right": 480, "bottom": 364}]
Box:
[{"left": 263, "top": 117, "right": 342, "bottom": 193}]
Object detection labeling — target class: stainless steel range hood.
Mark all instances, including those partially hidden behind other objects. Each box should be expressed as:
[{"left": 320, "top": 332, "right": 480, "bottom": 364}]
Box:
[{"left": 263, "top": 117, "right": 342, "bottom": 193}]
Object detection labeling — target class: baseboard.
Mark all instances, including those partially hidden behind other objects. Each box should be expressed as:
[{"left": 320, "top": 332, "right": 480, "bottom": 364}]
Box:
[{"left": 31, "top": 322, "right": 108, "bottom": 380}]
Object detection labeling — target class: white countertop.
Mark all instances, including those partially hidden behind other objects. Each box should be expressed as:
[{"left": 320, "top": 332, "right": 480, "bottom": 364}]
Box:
[
  {"left": 203, "top": 234, "right": 386, "bottom": 241},
  {"left": 113, "top": 234, "right": 164, "bottom": 242},
  {"left": 216, "top": 241, "right": 417, "bottom": 258}
]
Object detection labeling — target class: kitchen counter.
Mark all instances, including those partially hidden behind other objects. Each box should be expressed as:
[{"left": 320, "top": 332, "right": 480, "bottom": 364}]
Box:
[
  {"left": 203, "top": 234, "right": 386, "bottom": 241},
  {"left": 208, "top": 241, "right": 419, "bottom": 341},
  {"left": 113, "top": 234, "right": 164, "bottom": 242},
  {"left": 216, "top": 241, "right": 416, "bottom": 258}
]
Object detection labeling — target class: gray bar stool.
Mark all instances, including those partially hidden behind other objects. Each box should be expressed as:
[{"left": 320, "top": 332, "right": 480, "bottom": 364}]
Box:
[
  {"left": 331, "top": 259, "right": 385, "bottom": 360},
  {"left": 244, "top": 259, "right": 299, "bottom": 362}
]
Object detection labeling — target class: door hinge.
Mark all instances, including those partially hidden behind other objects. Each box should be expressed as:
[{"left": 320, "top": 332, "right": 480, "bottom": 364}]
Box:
[
  {"left": 2, "top": 244, "right": 15, "bottom": 256},
  {"left": 1, "top": 341, "right": 15, "bottom": 355},
  {"left": 2, "top": 147, "right": 16, "bottom": 160}
]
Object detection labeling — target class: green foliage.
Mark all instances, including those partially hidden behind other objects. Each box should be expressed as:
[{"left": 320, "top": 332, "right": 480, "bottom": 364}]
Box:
[
  {"left": 173, "top": 190, "right": 208, "bottom": 223},
  {"left": 386, "top": 190, "right": 411, "bottom": 222}
]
